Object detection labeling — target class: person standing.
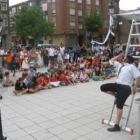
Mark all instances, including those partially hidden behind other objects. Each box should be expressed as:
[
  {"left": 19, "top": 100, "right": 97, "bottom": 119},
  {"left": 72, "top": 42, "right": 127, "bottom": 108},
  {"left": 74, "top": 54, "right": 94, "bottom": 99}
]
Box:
[
  {"left": 60, "top": 43, "right": 65, "bottom": 61},
  {"left": 48, "top": 45, "right": 55, "bottom": 67},
  {"left": 100, "top": 52, "right": 140, "bottom": 132},
  {"left": 6, "top": 51, "right": 12, "bottom": 71}
]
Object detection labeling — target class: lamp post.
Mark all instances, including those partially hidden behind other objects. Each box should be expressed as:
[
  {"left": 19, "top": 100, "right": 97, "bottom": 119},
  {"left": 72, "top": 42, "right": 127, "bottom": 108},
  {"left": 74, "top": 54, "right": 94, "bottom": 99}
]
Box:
[
  {"left": 0, "top": 19, "right": 7, "bottom": 140},
  {"left": 108, "top": 0, "right": 115, "bottom": 57}
]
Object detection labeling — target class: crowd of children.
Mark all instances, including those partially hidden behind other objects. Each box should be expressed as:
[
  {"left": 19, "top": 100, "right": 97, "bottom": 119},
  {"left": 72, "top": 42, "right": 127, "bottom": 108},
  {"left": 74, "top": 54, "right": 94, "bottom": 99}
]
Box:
[{"left": 0, "top": 55, "right": 117, "bottom": 95}]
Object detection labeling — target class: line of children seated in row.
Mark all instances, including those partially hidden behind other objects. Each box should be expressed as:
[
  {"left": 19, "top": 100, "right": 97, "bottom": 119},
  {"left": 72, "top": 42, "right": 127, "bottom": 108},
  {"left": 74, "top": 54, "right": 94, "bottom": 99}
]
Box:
[
  {"left": 1, "top": 59, "right": 116, "bottom": 95},
  {"left": 12, "top": 67, "right": 89, "bottom": 95}
]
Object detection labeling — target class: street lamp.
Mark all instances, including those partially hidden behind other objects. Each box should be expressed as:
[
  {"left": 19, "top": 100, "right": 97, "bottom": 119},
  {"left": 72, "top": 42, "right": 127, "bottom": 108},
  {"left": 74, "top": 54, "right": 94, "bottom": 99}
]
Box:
[
  {"left": 108, "top": 0, "right": 115, "bottom": 57},
  {"left": 0, "top": 18, "right": 3, "bottom": 47}
]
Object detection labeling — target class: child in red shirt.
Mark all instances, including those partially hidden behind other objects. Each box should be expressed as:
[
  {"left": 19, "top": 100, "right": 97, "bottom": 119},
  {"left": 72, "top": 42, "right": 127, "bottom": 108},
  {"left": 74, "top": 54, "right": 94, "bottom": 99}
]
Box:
[
  {"left": 37, "top": 73, "right": 49, "bottom": 89},
  {"left": 59, "top": 73, "right": 68, "bottom": 86},
  {"left": 22, "top": 69, "right": 28, "bottom": 79},
  {"left": 44, "top": 72, "right": 49, "bottom": 83},
  {"left": 49, "top": 73, "right": 60, "bottom": 87}
]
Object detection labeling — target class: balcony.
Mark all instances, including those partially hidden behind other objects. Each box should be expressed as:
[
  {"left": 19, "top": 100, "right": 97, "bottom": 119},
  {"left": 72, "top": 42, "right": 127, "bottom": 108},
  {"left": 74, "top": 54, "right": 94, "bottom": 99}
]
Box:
[
  {"left": 0, "top": 0, "right": 8, "bottom": 2},
  {"left": 2, "top": 29, "right": 9, "bottom": 35},
  {"left": 0, "top": 14, "right": 8, "bottom": 19}
]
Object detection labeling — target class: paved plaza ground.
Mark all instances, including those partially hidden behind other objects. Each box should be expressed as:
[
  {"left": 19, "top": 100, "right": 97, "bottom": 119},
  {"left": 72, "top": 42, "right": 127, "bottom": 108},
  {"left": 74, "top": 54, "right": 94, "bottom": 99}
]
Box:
[{"left": 0, "top": 68, "right": 140, "bottom": 140}]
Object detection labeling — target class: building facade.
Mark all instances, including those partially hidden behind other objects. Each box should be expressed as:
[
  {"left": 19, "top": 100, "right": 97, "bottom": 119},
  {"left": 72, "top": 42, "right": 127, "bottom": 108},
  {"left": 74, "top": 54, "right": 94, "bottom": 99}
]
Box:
[
  {"left": 9, "top": 0, "right": 120, "bottom": 46},
  {"left": 0, "top": 0, "right": 10, "bottom": 49}
]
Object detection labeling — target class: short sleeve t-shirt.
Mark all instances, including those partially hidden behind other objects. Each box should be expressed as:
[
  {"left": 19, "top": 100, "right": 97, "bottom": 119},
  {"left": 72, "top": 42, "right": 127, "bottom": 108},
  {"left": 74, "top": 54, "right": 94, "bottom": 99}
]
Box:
[
  {"left": 49, "top": 48, "right": 55, "bottom": 56},
  {"left": 110, "top": 60, "right": 140, "bottom": 87},
  {"left": 59, "top": 76, "right": 67, "bottom": 82},
  {"left": 49, "top": 77, "right": 57, "bottom": 82},
  {"left": 15, "top": 82, "right": 27, "bottom": 91}
]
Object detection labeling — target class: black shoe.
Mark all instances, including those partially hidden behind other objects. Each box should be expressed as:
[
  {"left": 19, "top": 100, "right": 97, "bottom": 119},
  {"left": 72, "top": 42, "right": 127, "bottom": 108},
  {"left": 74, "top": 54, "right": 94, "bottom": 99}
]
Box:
[
  {"left": 0, "top": 95, "right": 3, "bottom": 100},
  {"left": 107, "top": 125, "right": 121, "bottom": 132}
]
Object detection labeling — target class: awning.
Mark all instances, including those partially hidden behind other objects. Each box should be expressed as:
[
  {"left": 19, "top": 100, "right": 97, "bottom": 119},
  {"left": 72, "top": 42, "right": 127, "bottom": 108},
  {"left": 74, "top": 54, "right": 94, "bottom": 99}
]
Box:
[{"left": 114, "top": 10, "right": 140, "bottom": 21}]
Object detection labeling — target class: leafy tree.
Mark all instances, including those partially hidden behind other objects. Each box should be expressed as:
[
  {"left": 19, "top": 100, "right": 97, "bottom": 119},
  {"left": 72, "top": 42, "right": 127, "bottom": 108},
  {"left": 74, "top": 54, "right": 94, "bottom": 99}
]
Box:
[
  {"left": 13, "top": 4, "right": 54, "bottom": 45},
  {"left": 84, "top": 10, "right": 104, "bottom": 39}
]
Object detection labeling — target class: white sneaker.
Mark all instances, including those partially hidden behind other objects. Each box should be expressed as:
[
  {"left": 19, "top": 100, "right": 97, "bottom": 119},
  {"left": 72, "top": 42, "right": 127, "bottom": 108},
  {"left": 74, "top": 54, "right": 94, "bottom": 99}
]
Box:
[{"left": 16, "top": 93, "right": 22, "bottom": 96}]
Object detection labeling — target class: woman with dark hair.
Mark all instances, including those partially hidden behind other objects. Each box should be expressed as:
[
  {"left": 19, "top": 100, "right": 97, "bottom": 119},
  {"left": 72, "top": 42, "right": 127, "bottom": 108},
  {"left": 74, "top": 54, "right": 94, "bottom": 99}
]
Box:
[
  {"left": 92, "top": 66, "right": 104, "bottom": 81},
  {"left": 28, "top": 76, "right": 42, "bottom": 93},
  {"left": 65, "top": 64, "right": 71, "bottom": 75}
]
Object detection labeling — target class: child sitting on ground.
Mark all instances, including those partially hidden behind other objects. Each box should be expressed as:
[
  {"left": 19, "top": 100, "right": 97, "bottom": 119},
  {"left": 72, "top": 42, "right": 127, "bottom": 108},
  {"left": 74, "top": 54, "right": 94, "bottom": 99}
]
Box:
[
  {"left": 3, "top": 72, "right": 15, "bottom": 87},
  {"left": 59, "top": 73, "right": 68, "bottom": 86},
  {"left": 28, "top": 67, "right": 36, "bottom": 78},
  {"left": 23, "top": 74, "right": 30, "bottom": 86},
  {"left": 13, "top": 78, "right": 28, "bottom": 96},
  {"left": 22, "top": 69, "right": 28, "bottom": 79},
  {"left": 28, "top": 76, "right": 42, "bottom": 93},
  {"left": 80, "top": 70, "right": 89, "bottom": 82},
  {"left": 92, "top": 66, "right": 104, "bottom": 81},
  {"left": 66, "top": 71, "right": 75, "bottom": 85},
  {"left": 49, "top": 73, "right": 60, "bottom": 87},
  {"left": 37, "top": 73, "right": 50, "bottom": 89},
  {"left": 71, "top": 70, "right": 79, "bottom": 83}
]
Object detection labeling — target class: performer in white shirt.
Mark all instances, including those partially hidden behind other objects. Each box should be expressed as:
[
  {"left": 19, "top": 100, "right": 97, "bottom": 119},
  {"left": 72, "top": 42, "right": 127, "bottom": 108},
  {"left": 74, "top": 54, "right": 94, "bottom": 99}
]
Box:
[{"left": 101, "top": 52, "right": 140, "bottom": 132}]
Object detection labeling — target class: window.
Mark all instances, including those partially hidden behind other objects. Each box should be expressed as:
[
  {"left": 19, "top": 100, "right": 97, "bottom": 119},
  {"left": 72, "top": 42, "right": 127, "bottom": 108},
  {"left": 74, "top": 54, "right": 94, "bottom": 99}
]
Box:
[
  {"left": 3, "top": 20, "right": 8, "bottom": 27},
  {"left": 52, "top": 9, "right": 56, "bottom": 14},
  {"left": 52, "top": 17, "right": 56, "bottom": 22},
  {"left": 70, "top": 9, "right": 75, "bottom": 15},
  {"left": 70, "top": 2, "right": 75, "bottom": 8},
  {"left": 52, "top": 0, "right": 56, "bottom": 3},
  {"left": 78, "top": 10, "right": 82, "bottom": 16},
  {"left": 1, "top": 2, "right": 7, "bottom": 11},
  {"left": 78, "top": 23, "right": 83, "bottom": 29},
  {"left": 96, "top": 0, "right": 100, "bottom": 6},
  {"left": 86, "top": 0, "right": 91, "bottom": 5},
  {"left": 70, "top": 16, "right": 76, "bottom": 22},
  {"left": 70, "top": 0, "right": 75, "bottom": 1},
  {"left": 54, "top": 23, "right": 56, "bottom": 28},
  {"left": 86, "top": 11, "right": 91, "bottom": 15},
  {"left": 12, "top": 7, "right": 16, "bottom": 14},
  {"left": 42, "top": 3, "right": 48, "bottom": 11},
  {"left": 79, "top": 16, "right": 83, "bottom": 22},
  {"left": 70, "top": 22, "right": 75, "bottom": 28},
  {"left": 78, "top": 0, "right": 82, "bottom": 3}
]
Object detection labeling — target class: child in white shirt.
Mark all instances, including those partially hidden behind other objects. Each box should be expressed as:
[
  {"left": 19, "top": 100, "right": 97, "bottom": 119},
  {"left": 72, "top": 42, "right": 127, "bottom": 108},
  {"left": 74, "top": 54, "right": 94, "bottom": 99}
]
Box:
[{"left": 80, "top": 70, "right": 89, "bottom": 82}]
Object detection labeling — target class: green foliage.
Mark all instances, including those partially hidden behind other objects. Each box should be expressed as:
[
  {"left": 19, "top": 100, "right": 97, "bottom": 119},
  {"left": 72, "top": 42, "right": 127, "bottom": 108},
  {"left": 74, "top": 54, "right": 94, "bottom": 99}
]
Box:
[
  {"left": 13, "top": 4, "right": 54, "bottom": 40},
  {"left": 84, "top": 10, "right": 104, "bottom": 33}
]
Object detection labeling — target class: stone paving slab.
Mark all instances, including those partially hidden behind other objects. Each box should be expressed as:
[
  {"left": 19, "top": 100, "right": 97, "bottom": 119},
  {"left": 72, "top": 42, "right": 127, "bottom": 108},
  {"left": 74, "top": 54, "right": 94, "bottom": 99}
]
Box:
[{"left": 0, "top": 67, "right": 139, "bottom": 140}]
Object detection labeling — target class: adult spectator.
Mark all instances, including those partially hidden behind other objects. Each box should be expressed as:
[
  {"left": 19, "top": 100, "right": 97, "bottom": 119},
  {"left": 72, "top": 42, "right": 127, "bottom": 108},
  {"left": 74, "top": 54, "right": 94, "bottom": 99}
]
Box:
[
  {"left": 6, "top": 51, "right": 12, "bottom": 71},
  {"left": 81, "top": 45, "right": 87, "bottom": 56},
  {"left": 74, "top": 44, "right": 81, "bottom": 62},
  {"left": 60, "top": 43, "right": 65, "bottom": 61},
  {"left": 48, "top": 45, "right": 55, "bottom": 66}
]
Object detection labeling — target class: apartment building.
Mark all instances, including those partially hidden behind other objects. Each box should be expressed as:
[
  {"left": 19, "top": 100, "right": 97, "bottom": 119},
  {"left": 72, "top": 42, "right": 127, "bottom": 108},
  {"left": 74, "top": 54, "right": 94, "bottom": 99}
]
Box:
[
  {"left": 0, "top": 0, "right": 10, "bottom": 48},
  {"left": 9, "top": 0, "right": 120, "bottom": 46}
]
